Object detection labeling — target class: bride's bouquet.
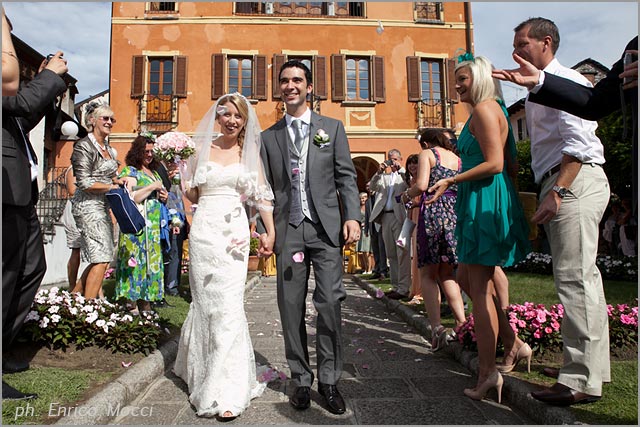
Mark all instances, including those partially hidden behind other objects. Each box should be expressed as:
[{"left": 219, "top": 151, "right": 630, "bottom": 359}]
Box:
[{"left": 154, "top": 131, "right": 196, "bottom": 184}]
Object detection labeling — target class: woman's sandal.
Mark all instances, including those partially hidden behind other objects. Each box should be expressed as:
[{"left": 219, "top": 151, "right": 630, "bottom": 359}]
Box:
[{"left": 431, "top": 325, "right": 448, "bottom": 352}]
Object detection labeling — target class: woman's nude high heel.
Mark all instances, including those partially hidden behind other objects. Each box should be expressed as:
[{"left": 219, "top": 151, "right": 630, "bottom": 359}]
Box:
[
  {"left": 497, "top": 342, "right": 532, "bottom": 373},
  {"left": 464, "top": 370, "right": 503, "bottom": 404}
]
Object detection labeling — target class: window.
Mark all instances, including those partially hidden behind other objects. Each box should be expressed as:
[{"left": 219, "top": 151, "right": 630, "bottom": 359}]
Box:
[
  {"left": 211, "top": 54, "right": 267, "bottom": 100},
  {"left": 346, "top": 58, "right": 369, "bottom": 101},
  {"left": 406, "top": 56, "right": 455, "bottom": 102},
  {"left": 406, "top": 56, "right": 455, "bottom": 128},
  {"left": 149, "top": 58, "right": 174, "bottom": 95},
  {"left": 271, "top": 54, "right": 327, "bottom": 102},
  {"left": 414, "top": 2, "right": 443, "bottom": 22},
  {"left": 234, "top": 2, "right": 364, "bottom": 17},
  {"left": 228, "top": 57, "right": 253, "bottom": 98},
  {"left": 419, "top": 59, "right": 443, "bottom": 101},
  {"left": 146, "top": 2, "right": 177, "bottom": 13},
  {"left": 331, "top": 54, "right": 384, "bottom": 103},
  {"left": 131, "top": 55, "right": 187, "bottom": 129}
]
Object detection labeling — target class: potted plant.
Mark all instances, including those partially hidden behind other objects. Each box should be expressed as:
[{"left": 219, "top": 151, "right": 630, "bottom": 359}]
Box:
[{"left": 247, "top": 236, "right": 260, "bottom": 271}]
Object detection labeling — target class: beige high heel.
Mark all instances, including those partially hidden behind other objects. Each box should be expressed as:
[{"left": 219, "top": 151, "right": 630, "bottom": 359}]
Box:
[
  {"left": 464, "top": 370, "right": 503, "bottom": 404},
  {"left": 497, "top": 342, "right": 532, "bottom": 373}
]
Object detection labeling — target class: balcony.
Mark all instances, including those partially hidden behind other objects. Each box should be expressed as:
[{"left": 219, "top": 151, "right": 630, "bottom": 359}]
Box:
[
  {"left": 137, "top": 94, "right": 178, "bottom": 133},
  {"left": 235, "top": 2, "right": 365, "bottom": 18},
  {"left": 415, "top": 98, "right": 454, "bottom": 130}
]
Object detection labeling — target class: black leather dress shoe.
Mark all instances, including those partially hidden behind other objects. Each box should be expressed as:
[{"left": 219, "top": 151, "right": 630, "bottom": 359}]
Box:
[
  {"left": 385, "top": 291, "right": 409, "bottom": 300},
  {"left": 318, "top": 383, "right": 346, "bottom": 415},
  {"left": 2, "top": 381, "right": 38, "bottom": 401},
  {"left": 531, "top": 382, "right": 601, "bottom": 406},
  {"left": 2, "top": 359, "right": 29, "bottom": 374},
  {"left": 290, "top": 386, "right": 311, "bottom": 410},
  {"left": 542, "top": 367, "right": 560, "bottom": 379}
]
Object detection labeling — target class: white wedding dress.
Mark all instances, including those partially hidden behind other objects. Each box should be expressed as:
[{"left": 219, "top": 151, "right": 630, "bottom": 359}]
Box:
[{"left": 173, "top": 162, "right": 266, "bottom": 418}]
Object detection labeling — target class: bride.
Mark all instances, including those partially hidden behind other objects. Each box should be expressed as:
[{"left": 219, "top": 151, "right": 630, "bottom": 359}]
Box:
[{"left": 173, "top": 93, "right": 275, "bottom": 420}]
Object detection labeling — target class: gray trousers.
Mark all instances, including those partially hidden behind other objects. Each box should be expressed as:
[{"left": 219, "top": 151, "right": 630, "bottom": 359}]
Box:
[
  {"left": 276, "top": 219, "right": 346, "bottom": 387},
  {"left": 542, "top": 164, "right": 611, "bottom": 396}
]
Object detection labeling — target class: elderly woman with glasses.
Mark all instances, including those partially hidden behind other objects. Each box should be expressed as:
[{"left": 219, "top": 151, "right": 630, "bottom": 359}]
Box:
[{"left": 70, "top": 101, "right": 126, "bottom": 299}]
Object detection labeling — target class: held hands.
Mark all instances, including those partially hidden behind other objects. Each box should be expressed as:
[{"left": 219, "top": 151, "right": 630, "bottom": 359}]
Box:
[
  {"left": 258, "top": 232, "right": 275, "bottom": 258},
  {"left": 492, "top": 53, "right": 540, "bottom": 90},
  {"left": 343, "top": 219, "right": 361, "bottom": 245},
  {"left": 621, "top": 49, "right": 638, "bottom": 90}
]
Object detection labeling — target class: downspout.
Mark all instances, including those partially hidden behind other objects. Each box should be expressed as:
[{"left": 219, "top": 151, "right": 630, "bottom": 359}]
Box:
[{"left": 464, "top": 2, "right": 472, "bottom": 54}]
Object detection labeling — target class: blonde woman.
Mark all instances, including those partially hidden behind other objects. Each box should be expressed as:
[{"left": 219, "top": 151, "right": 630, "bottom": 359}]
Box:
[{"left": 427, "top": 55, "right": 530, "bottom": 403}]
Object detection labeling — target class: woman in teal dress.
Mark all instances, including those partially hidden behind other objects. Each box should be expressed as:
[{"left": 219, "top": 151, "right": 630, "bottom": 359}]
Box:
[
  {"left": 428, "top": 55, "right": 530, "bottom": 404},
  {"left": 115, "top": 134, "right": 168, "bottom": 314}
]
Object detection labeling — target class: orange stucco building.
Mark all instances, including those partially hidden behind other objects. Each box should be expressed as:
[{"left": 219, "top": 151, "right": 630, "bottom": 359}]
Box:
[{"left": 60, "top": 1, "right": 474, "bottom": 190}]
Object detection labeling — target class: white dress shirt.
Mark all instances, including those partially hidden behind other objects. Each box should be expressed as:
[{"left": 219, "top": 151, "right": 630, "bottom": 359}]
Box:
[{"left": 526, "top": 58, "right": 605, "bottom": 183}]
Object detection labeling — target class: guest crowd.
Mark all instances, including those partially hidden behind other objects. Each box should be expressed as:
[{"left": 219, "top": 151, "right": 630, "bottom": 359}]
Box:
[{"left": 2, "top": 4, "right": 637, "bottom": 418}]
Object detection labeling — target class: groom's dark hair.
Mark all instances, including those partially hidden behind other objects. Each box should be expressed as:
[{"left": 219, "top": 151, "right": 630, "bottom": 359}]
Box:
[{"left": 279, "top": 60, "right": 312, "bottom": 84}]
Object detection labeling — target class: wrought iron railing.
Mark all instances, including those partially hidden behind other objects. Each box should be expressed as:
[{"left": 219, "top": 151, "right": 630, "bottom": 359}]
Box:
[
  {"left": 415, "top": 98, "right": 451, "bottom": 129},
  {"left": 36, "top": 166, "right": 69, "bottom": 240},
  {"left": 138, "top": 94, "right": 178, "bottom": 133}
]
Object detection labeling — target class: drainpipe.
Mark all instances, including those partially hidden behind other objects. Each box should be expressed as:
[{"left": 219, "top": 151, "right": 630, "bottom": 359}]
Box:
[{"left": 464, "top": 2, "right": 472, "bottom": 53}]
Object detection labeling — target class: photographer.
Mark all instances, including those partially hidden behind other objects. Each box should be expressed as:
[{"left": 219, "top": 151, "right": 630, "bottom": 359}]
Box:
[
  {"left": 3, "top": 50, "right": 68, "bottom": 400},
  {"left": 368, "top": 149, "right": 411, "bottom": 300}
]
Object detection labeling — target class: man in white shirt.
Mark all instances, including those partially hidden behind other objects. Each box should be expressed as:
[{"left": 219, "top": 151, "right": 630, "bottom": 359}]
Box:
[
  {"left": 368, "top": 149, "right": 411, "bottom": 300},
  {"left": 512, "top": 17, "right": 610, "bottom": 406}
]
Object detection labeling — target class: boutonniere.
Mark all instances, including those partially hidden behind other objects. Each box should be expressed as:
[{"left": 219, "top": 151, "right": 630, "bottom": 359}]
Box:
[{"left": 313, "top": 129, "right": 331, "bottom": 148}]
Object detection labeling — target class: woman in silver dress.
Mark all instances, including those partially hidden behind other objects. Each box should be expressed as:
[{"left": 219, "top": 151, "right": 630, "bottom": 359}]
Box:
[{"left": 71, "top": 101, "right": 126, "bottom": 299}]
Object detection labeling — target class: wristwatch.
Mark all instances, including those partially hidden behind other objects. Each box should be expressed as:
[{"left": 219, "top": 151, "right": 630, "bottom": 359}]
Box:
[{"left": 552, "top": 185, "right": 568, "bottom": 199}]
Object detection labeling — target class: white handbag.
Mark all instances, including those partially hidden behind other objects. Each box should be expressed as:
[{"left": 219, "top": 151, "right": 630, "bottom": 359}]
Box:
[{"left": 396, "top": 217, "right": 416, "bottom": 248}]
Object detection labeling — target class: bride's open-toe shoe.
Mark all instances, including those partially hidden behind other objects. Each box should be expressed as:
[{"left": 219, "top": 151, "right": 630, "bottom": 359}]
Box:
[{"left": 216, "top": 410, "right": 237, "bottom": 422}]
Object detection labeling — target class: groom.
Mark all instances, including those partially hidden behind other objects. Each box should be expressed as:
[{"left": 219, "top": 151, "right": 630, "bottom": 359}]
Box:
[{"left": 258, "top": 60, "right": 360, "bottom": 415}]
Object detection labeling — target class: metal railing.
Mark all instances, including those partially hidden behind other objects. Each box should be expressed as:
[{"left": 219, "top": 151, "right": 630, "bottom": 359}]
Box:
[
  {"left": 415, "top": 98, "right": 451, "bottom": 129},
  {"left": 138, "top": 94, "right": 178, "bottom": 133},
  {"left": 36, "top": 166, "right": 69, "bottom": 241}
]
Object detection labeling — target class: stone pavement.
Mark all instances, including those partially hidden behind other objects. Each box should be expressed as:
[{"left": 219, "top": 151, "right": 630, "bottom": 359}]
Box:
[{"left": 58, "top": 271, "right": 577, "bottom": 425}]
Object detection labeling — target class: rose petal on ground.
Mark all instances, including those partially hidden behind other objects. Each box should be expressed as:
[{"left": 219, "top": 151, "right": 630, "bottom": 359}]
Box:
[
  {"left": 362, "top": 364, "right": 370, "bottom": 369},
  {"left": 121, "top": 361, "right": 132, "bottom": 368},
  {"left": 375, "top": 289, "right": 384, "bottom": 299},
  {"left": 355, "top": 348, "right": 364, "bottom": 354}
]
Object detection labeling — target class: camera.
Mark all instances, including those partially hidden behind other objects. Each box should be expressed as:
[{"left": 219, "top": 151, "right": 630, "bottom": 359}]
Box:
[
  {"left": 623, "top": 52, "right": 634, "bottom": 85},
  {"left": 383, "top": 159, "right": 394, "bottom": 167},
  {"left": 44, "top": 53, "right": 55, "bottom": 65}
]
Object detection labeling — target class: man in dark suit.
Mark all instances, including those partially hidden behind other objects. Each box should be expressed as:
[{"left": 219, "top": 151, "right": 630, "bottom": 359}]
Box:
[
  {"left": 493, "top": 36, "right": 638, "bottom": 214},
  {"left": 258, "top": 60, "right": 360, "bottom": 415},
  {"left": 2, "top": 51, "right": 68, "bottom": 400}
]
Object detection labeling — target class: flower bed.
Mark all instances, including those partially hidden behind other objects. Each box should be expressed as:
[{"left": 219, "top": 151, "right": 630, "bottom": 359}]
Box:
[
  {"left": 22, "top": 287, "right": 162, "bottom": 355},
  {"left": 455, "top": 300, "right": 638, "bottom": 356},
  {"left": 506, "top": 252, "right": 638, "bottom": 282}
]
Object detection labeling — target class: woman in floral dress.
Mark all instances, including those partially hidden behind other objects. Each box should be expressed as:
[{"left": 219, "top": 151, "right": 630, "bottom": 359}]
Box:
[
  {"left": 401, "top": 128, "right": 466, "bottom": 351},
  {"left": 115, "top": 134, "right": 167, "bottom": 314}
]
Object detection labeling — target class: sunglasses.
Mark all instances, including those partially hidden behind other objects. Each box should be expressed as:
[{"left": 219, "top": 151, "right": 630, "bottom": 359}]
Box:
[{"left": 99, "top": 116, "right": 117, "bottom": 124}]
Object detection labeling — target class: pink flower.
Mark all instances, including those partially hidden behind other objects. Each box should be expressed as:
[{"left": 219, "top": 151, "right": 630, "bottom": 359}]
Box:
[
  {"left": 533, "top": 330, "right": 542, "bottom": 339},
  {"left": 375, "top": 289, "right": 384, "bottom": 299},
  {"left": 128, "top": 257, "right": 137, "bottom": 267},
  {"left": 355, "top": 348, "right": 365, "bottom": 354},
  {"left": 544, "top": 327, "right": 553, "bottom": 334},
  {"left": 292, "top": 252, "right": 304, "bottom": 263}
]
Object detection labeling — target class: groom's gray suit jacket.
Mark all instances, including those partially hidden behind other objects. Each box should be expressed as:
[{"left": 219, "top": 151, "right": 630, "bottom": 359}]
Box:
[{"left": 259, "top": 112, "right": 359, "bottom": 253}]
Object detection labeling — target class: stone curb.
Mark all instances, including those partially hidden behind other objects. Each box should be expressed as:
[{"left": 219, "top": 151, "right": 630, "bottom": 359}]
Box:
[
  {"left": 351, "top": 275, "right": 580, "bottom": 426},
  {"left": 55, "top": 274, "right": 262, "bottom": 425}
]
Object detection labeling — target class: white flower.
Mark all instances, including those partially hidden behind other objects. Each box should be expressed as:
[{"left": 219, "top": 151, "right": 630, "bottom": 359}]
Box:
[
  {"left": 48, "top": 305, "right": 60, "bottom": 314},
  {"left": 95, "top": 319, "right": 106, "bottom": 328},
  {"left": 25, "top": 310, "right": 40, "bottom": 322},
  {"left": 50, "top": 314, "right": 61, "bottom": 323},
  {"left": 39, "top": 317, "right": 50, "bottom": 328},
  {"left": 122, "top": 314, "right": 134, "bottom": 323},
  {"left": 85, "top": 312, "right": 99, "bottom": 324},
  {"left": 69, "top": 307, "right": 78, "bottom": 316}
]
